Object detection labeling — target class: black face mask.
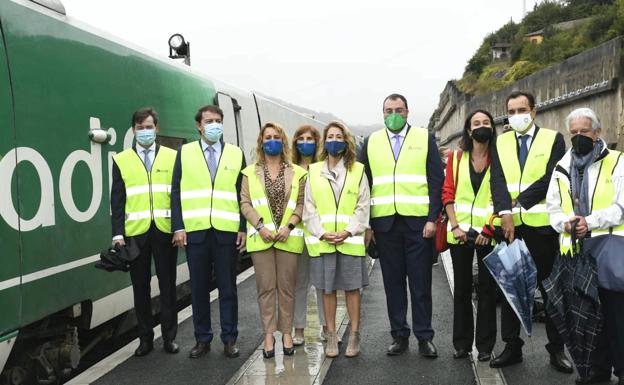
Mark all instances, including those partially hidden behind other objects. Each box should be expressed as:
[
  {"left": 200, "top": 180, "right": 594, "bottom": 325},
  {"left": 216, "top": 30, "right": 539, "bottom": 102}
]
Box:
[
  {"left": 571, "top": 134, "right": 594, "bottom": 155},
  {"left": 471, "top": 126, "right": 493, "bottom": 143}
]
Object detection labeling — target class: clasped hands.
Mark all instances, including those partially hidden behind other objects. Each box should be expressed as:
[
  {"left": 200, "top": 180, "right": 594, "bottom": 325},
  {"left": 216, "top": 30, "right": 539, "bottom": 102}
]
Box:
[{"left": 564, "top": 215, "right": 588, "bottom": 238}]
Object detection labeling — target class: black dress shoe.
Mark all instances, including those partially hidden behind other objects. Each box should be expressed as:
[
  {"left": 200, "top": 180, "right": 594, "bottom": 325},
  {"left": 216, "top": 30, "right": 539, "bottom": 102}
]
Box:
[
  {"left": 490, "top": 346, "right": 522, "bottom": 368},
  {"left": 282, "top": 337, "right": 295, "bottom": 356},
  {"left": 163, "top": 340, "right": 179, "bottom": 354},
  {"left": 134, "top": 339, "right": 153, "bottom": 357},
  {"left": 418, "top": 340, "right": 438, "bottom": 358},
  {"left": 575, "top": 370, "right": 611, "bottom": 384},
  {"left": 387, "top": 337, "right": 409, "bottom": 356},
  {"left": 189, "top": 342, "right": 210, "bottom": 359},
  {"left": 550, "top": 351, "right": 573, "bottom": 373},
  {"left": 224, "top": 341, "right": 240, "bottom": 358},
  {"left": 453, "top": 348, "right": 470, "bottom": 359},
  {"left": 477, "top": 351, "right": 492, "bottom": 362},
  {"left": 263, "top": 337, "right": 276, "bottom": 359}
]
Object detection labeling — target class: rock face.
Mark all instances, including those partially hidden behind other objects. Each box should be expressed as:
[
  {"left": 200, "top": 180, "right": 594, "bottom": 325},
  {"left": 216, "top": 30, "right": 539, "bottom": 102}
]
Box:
[{"left": 429, "top": 37, "right": 624, "bottom": 150}]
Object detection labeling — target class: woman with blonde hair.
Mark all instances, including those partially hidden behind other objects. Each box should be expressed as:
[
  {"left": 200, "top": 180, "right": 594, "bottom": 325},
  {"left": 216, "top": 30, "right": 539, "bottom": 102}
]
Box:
[
  {"left": 240, "top": 122, "right": 307, "bottom": 359},
  {"left": 303, "top": 121, "right": 370, "bottom": 358},
  {"left": 291, "top": 125, "right": 330, "bottom": 346}
]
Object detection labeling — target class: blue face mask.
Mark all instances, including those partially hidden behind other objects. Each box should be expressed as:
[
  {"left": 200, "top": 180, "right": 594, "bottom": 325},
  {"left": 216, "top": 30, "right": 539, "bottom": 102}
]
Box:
[
  {"left": 325, "top": 140, "right": 346, "bottom": 157},
  {"left": 263, "top": 140, "right": 283, "bottom": 156},
  {"left": 203, "top": 122, "right": 223, "bottom": 142},
  {"left": 297, "top": 142, "right": 316, "bottom": 157},
  {"left": 135, "top": 128, "right": 156, "bottom": 146}
]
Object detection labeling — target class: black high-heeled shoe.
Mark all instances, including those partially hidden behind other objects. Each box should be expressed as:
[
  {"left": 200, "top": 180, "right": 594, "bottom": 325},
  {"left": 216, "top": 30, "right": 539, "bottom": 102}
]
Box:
[
  {"left": 283, "top": 335, "right": 295, "bottom": 356},
  {"left": 262, "top": 336, "right": 275, "bottom": 359}
]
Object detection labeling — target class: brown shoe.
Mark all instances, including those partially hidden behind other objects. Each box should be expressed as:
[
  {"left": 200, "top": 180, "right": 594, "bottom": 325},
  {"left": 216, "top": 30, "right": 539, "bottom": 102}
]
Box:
[{"left": 345, "top": 332, "right": 360, "bottom": 358}]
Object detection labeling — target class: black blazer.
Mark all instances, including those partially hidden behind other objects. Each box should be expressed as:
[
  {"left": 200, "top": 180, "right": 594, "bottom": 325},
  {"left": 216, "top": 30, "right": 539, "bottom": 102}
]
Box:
[
  {"left": 490, "top": 125, "right": 565, "bottom": 234},
  {"left": 110, "top": 145, "right": 169, "bottom": 245},
  {"left": 359, "top": 126, "right": 444, "bottom": 233},
  {"left": 170, "top": 140, "right": 246, "bottom": 245}
]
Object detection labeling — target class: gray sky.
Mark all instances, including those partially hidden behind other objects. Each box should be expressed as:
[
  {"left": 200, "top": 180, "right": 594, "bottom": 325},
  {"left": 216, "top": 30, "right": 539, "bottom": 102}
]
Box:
[{"left": 61, "top": 0, "right": 539, "bottom": 126}]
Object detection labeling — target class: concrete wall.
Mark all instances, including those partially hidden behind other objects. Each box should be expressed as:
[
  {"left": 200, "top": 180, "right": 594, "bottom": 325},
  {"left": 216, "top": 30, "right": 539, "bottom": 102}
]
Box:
[{"left": 429, "top": 37, "right": 624, "bottom": 149}]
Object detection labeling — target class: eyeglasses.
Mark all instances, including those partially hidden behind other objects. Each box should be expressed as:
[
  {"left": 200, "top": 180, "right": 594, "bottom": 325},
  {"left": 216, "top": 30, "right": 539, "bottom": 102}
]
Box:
[{"left": 384, "top": 108, "right": 406, "bottom": 114}]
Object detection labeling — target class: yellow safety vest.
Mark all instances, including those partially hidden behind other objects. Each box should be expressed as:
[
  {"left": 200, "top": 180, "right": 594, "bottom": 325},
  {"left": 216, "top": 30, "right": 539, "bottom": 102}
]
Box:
[
  {"left": 368, "top": 127, "right": 430, "bottom": 218},
  {"left": 113, "top": 146, "right": 177, "bottom": 236},
  {"left": 556, "top": 150, "right": 624, "bottom": 255},
  {"left": 305, "top": 161, "right": 366, "bottom": 257},
  {"left": 180, "top": 141, "right": 243, "bottom": 232},
  {"left": 242, "top": 163, "right": 307, "bottom": 253},
  {"left": 496, "top": 128, "right": 557, "bottom": 227},
  {"left": 447, "top": 151, "right": 494, "bottom": 245}
]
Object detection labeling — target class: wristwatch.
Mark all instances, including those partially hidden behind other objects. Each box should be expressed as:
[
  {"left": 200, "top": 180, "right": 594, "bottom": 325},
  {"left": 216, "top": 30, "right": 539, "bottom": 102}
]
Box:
[
  {"left": 287, "top": 223, "right": 295, "bottom": 230},
  {"left": 255, "top": 220, "right": 264, "bottom": 232}
]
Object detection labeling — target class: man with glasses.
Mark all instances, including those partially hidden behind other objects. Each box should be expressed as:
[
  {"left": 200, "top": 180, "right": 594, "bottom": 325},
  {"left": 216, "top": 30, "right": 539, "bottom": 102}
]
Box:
[{"left": 359, "top": 94, "right": 444, "bottom": 357}]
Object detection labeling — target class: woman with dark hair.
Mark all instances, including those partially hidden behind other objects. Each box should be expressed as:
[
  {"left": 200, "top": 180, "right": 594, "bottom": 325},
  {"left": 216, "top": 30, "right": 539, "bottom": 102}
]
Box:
[
  {"left": 290, "top": 125, "right": 330, "bottom": 346},
  {"left": 442, "top": 109, "right": 499, "bottom": 361},
  {"left": 303, "top": 121, "right": 370, "bottom": 358}
]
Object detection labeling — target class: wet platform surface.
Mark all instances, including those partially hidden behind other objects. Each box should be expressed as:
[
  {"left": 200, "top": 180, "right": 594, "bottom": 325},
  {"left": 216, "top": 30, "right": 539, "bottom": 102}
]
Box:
[{"left": 68, "top": 253, "right": 607, "bottom": 385}]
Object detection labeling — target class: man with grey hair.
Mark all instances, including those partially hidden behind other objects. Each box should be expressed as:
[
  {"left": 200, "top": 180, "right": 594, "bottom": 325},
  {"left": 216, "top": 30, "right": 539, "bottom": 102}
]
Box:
[{"left": 546, "top": 107, "right": 624, "bottom": 385}]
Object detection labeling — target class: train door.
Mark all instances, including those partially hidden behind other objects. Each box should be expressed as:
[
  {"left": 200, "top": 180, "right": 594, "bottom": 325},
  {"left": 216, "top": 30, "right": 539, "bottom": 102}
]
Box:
[
  {"left": 0, "top": 19, "right": 22, "bottom": 337},
  {"left": 216, "top": 92, "right": 241, "bottom": 146}
]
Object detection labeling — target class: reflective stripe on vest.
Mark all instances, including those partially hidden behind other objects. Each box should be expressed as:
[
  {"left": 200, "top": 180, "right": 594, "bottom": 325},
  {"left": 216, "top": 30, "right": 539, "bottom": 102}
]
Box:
[
  {"left": 180, "top": 141, "right": 242, "bottom": 232},
  {"left": 305, "top": 161, "right": 366, "bottom": 257},
  {"left": 242, "top": 163, "right": 307, "bottom": 253},
  {"left": 557, "top": 150, "right": 624, "bottom": 255},
  {"left": 368, "top": 127, "right": 429, "bottom": 218},
  {"left": 113, "top": 146, "right": 177, "bottom": 236},
  {"left": 446, "top": 151, "right": 493, "bottom": 245},
  {"left": 496, "top": 128, "right": 557, "bottom": 227}
]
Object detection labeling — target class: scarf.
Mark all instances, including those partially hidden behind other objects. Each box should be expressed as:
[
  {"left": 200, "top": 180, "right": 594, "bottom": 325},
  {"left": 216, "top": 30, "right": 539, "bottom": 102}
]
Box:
[{"left": 570, "top": 140, "right": 604, "bottom": 216}]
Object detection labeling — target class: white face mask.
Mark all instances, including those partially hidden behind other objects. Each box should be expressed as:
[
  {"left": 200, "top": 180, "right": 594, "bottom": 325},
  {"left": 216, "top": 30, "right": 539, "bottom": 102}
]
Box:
[{"left": 508, "top": 113, "right": 533, "bottom": 133}]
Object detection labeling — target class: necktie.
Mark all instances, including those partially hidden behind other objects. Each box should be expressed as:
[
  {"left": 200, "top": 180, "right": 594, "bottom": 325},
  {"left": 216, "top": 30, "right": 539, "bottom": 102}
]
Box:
[
  {"left": 392, "top": 135, "right": 401, "bottom": 161},
  {"left": 143, "top": 149, "right": 152, "bottom": 172},
  {"left": 519, "top": 135, "right": 529, "bottom": 170},
  {"left": 206, "top": 146, "right": 217, "bottom": 182}
]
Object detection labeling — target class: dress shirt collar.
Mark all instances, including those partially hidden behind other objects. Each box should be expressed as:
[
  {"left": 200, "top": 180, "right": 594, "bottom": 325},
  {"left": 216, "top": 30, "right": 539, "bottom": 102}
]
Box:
[
  {"left": 136, "top": 142, "right": 156, "bottom": 154},
  {"left": 201, "top": 138, "right": 222, "bottom": 153},
  {"left": 515, "top": 123, "right": 536, "bottom": 139},
  {"left": 386, "top": 124, "right": 408, "bottom": 140},
  {"left": 321, "top": 157, "right": 346, "bottom": 180}
]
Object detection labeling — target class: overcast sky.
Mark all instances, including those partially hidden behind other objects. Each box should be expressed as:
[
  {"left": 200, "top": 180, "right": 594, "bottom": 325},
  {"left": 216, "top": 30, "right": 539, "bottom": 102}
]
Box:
[{"left": 61, "top": 0, "right": 539, "bottom": 127}]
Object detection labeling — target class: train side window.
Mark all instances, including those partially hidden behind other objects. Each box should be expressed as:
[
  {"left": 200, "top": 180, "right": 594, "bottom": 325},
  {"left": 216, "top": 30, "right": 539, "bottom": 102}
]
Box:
[
  {"left": 157, "top": 135, "right": 186, "bottom": 150},
  {"left": 216, "top": 93, "right": 239, "bottom": 146}
]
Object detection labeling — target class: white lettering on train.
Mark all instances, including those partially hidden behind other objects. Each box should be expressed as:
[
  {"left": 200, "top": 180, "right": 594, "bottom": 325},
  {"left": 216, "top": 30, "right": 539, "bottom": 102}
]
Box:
[{"left": 0, "top": 117, "right": 133, "bottom": 231}]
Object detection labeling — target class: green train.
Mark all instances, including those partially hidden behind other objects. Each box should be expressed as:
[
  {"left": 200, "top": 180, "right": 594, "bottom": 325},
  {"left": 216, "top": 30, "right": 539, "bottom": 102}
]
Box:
[{"left": 0, "top": 1, "right": 323, "bottom": 383}]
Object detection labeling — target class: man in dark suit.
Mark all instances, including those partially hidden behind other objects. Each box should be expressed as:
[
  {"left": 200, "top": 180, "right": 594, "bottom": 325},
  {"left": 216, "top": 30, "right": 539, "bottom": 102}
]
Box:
[
  {"left": 359, "top": 94, "right": 444, "bottom": 357},
  {"left": 111, "top": 107, "right": 179, "bottom": 356},
  {"left": 489, "top": 91, "right": 572, "bottom": 373},
  {"left": 171, "top": 105, "right": 246, "bottom": 359}
]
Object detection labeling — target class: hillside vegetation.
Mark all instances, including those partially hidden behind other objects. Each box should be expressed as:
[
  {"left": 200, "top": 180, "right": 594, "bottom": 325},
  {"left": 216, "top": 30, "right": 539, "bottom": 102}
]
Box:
[{"left": 458, "top": 0, "right": 624, "bottom": 95}]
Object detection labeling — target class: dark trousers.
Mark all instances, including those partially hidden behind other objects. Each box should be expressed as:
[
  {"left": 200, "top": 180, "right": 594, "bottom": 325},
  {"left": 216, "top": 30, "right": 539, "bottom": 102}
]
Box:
[
  {"left": 186, "top": 229, "right": 238, "bottom": 344},
  {"left": 129, "top": 223, "right": 178, "bottom": 342},
  {"left": 450, "top": 244, "right": 497, "bottom": 353},
  {"left": 500, "top": 225, "right": 563, "bottom": 353},
  {"left": 591, "top": 288, "right": 624, "bottom": 377},
  {"left": 376, "top": 216, "right": 434, "bottom": 341}
]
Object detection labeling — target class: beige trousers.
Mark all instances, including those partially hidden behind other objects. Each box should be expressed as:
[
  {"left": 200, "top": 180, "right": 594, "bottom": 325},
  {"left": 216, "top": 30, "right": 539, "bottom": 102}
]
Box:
[{"left": 251, "top": 247, "right": 299, "bottom": 334}]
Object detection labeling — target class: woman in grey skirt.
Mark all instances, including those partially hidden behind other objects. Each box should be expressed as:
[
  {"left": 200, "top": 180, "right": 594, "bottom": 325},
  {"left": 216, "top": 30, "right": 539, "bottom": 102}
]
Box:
[
  {"left": 303, "top": 121, "right": 370, "bottom": 358},
  {"left": 291, "top": 125, "right": 329, "bottom": 346}
]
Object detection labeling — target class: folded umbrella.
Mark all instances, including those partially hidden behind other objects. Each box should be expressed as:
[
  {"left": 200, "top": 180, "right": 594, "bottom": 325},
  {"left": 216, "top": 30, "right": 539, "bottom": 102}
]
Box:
[
  {"left": 484, "top": 238, "right": 537, "bottom": 336},
  {"left": 543, "top": 224, "right": 602, "bottom": 379},
  {"left": 95, "top": 238, "right": 140, "bottom": 272}
]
